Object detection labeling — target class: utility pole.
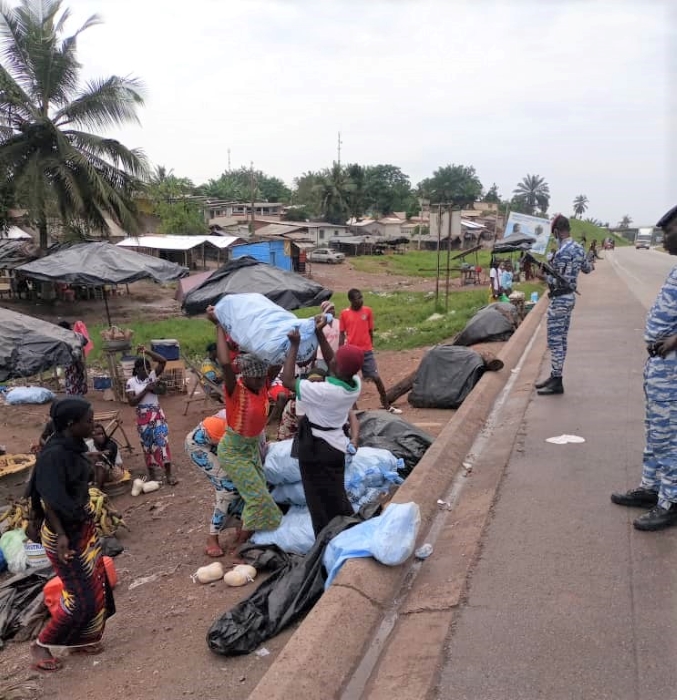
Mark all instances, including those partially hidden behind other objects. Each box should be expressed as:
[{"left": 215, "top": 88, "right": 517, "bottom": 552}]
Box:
[
  {"left": 337, "top": 131, "right": 342, "bottom": 166},
  {"left": 249, "top": 161, "right": 256, "bottom": 235},
  {"left": 227, "top": 148, "right": 231, "bottom": 171}
]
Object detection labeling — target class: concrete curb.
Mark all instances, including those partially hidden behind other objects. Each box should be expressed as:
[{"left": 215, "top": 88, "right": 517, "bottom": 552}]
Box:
[{"left": 248, "top": 296, "right": 550, "bottom": 700}]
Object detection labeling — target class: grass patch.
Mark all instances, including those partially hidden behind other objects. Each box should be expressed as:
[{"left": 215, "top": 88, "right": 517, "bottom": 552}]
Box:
[
  {"left": 86, "top": 283, "right": 544, "bottom": 365},
  {"left": 351, "top": 249, "right": 495, "bottom": 279},
  {"left": 570, "top": 219, "right": 630, "bottom": 247}
]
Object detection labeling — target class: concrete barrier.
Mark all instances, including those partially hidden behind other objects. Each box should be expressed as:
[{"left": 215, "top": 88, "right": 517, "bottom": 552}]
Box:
[{"left": 249, "top": 295, "right": 549, "bottom": 700}]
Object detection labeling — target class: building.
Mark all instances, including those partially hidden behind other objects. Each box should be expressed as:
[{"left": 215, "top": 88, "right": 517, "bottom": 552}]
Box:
[
  {"left": 231, "top": 239, "right": 292, "bottom": 271},
  {"left": 204, "top": 201, "right": 284, "bottom": 221},
  {"left": 347, "top": 217, "right": 407, "bottom": 239},
  {"left": 116, "top": 234, "right": 244, "bottom": 269},
  {"left": 253, "top": 219, "right": 349, "bottom": 247}
]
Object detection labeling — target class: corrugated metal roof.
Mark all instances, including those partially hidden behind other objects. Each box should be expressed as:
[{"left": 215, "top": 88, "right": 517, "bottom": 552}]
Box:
[
  {"left": 256, "top": 224, "right": 306, "bottom": 238},
  {"left": 0, "top": 226, "right": 32, "bottom": 240},
  {"left": 116, "top": 235, "right": 242, "bottom": 251}
]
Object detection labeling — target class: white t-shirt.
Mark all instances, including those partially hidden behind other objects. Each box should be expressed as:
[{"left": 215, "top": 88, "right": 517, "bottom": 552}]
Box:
[
  {"left": 295, "top": 375, "right": 361, "bottom": 452},
  {"left": 126, "top": 370, "right": 160, "bottom": 407}
]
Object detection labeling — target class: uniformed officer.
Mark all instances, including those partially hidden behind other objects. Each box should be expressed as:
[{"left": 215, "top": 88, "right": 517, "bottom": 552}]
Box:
[
  {"left": 611, "top": 204, "right": 677, "bottom": 531},
  {"left": 534, "top": 215, "right": 592, "bottom": 395}
]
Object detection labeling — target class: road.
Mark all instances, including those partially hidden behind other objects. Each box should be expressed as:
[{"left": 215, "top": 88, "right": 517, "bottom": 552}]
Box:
[{"left": 433, "top": 248, "right": 677, "bottom": 699}]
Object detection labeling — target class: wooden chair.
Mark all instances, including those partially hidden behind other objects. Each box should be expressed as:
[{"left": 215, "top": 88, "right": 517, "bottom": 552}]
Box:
[
  {"left": 94, "top": 410, "right": 134, "bottom": 454},
  {"left": 182, "top": 356, "right": 223, "bottom": 415}
]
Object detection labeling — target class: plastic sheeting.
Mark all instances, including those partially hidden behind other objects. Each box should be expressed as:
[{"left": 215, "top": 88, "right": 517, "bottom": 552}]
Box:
[
  {"left": 454, "top": 303, "right": 517, "bottom": 346},
  {"left": 0, "top": 240, "right": 38, "bottom": 270},
  {"left": 357, "top": 411, "right": 433, "bottom": 478},
  {"left": 0, "top": 308, "right": 83, "bottom": 382},
  {"left": 0, "top": 567, "right": 52, "bottom": 647},
  {"left": 207, "top": 516, "right": 360, "bottom": 656},
  {"left": 16, "top": 242, "right": 188, "bottom": 286},
  {"left": 182, "top": 256, "right": 332, "bottom": 315},
  {"left": 492, "top": 233, "right": 535, "bottom": 253},
  {"left": 409, "top": 345, "right": 485, "bottom": 409}
]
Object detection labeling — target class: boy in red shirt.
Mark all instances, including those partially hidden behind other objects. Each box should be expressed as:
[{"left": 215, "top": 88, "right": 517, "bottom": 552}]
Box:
[{"left": 339, "top": 288, "right": 402, "bottom": 414}]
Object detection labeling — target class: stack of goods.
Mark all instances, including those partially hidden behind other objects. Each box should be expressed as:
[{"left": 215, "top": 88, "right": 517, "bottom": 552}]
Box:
[
  {"left": 88, "top": 487, "right": 128, "bottom": 537},
  {"left": 251, "top": 440, "right": 404, "bottom": 555}
]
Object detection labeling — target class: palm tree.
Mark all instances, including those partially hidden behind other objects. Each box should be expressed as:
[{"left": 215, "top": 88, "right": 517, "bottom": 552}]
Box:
[
  {"left": 572, "top": 194, "right": 589, "bottom": 218},
  {"left": 0, "top": 0, "right": 148, "bottom": 249},
  {"left": 619, "top": 215, "right": 633, "bottom": 229},
  {"left": 315, "top": 162, "right": 356, "bottom": 225},
  {"left": 512, "top": 174, "right": 550, "bottom": 215}
]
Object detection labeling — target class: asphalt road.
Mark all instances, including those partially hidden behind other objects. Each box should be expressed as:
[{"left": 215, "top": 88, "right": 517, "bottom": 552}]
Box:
[{"left": 436, "top": 249, "right": 677, "bottom": 700}]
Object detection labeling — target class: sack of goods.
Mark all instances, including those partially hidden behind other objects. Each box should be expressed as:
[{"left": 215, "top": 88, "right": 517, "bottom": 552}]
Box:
[{"left": 214, "top": 293, "right": 318, "bottom": 365}]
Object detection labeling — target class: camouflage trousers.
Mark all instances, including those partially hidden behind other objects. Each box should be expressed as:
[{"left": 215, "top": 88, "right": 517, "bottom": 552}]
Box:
[
  {"left": 547, "top": 294, "right": 575, "bottom": 377},
  {"left": 640, "top": 355, "right": 677, "bottom": 508}
]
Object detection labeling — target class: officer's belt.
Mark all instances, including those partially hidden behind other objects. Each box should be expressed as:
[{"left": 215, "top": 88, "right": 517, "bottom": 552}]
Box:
[
  {"left": 548, "top": 288, "right": 574, "bottom": 298},
  {"left": 647, "top": 343, "right": 677, "bottom": 359}
]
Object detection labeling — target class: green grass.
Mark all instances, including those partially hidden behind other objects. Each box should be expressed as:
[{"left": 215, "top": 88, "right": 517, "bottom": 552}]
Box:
[
  {"left": 351, "top": 249, "right": 495, "bottom": 278},
  {"left": 86, "top": 283, "right": 544, "bottom": 365},
  {"left": 570, "top": 219, "right": 630, "bottom": 247}
]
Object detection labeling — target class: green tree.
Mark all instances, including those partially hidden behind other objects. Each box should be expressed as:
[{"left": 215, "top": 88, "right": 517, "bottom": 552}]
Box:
[
  {"left": 573, "top": 194, "right": 589, "bottom": 218},
  {"left": 363, "top": 164, "right": 413, "bottom": 216},
  {"left": 281, "top": 205, "right": 311, "bottom": 221},
  {"left": 315, "top": 162, "right": 355, "bottom": 225},
  {"left": 417, "top": 164, "right": 483, "bottom": 208},
  {"left": 512, "top": 174, "right": 550, "bottom": 215},
  {"left": 619, "top": 214, "right": 632, "bottom": 229},
  {"left": 200, "top": 167, "right": 290, "bottom": 203},
  {"left": 344, "top": 163, "right": 366, "bottom": 220},
  {"left": 484, "top": 183, "right": 500, "bottom": 203},
  {"left": 0, "top": 0, "right": 148, "bottom": 249},
  {"left": 147, "top": 165, "right": 207, "bottom": 234},
  {"left": 291, "top": 171, "right": 323, "bottom": 216}
]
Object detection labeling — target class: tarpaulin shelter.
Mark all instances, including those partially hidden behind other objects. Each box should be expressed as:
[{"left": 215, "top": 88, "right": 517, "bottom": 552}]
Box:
[
  {"left": 0, "top": 240, "right": 38, "bottom": 270},
  {"left": 0, "top": 308, "right": 83, "bottom": 381},
  {"left": 182, "top": 256, "right": 332, "bottom": 315},
  {"left": 17, "top": 242, "right": 188, "bottom": 325},
  {"left": 491, "top": 233, "right": 535, "bottom": 254}
]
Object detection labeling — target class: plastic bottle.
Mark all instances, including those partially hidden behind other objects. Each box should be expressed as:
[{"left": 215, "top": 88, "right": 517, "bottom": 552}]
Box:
[{"left": 530, "top": 291, "right": 539, "bottom": 303}]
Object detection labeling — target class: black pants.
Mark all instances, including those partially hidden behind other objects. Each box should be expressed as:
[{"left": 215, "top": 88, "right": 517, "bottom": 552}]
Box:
[{"left": 299, "top": 436, "right": 352, "bottom": 537}]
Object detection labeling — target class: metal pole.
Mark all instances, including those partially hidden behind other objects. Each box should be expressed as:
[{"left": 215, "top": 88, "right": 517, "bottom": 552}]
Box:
[
  {"left": 445, "top": 205, "right": 452, "bottom": 311},
  {"left": 435, "top": 204, "right": 441, "bottom": 307}
]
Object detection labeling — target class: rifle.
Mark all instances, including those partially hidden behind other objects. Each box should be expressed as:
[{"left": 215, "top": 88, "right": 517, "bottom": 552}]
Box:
[{"left": 523, "top": 251, "right": 580, "bottom": 296}]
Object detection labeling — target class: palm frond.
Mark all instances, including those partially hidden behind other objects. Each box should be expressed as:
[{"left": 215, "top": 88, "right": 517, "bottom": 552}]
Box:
[{"left": 63, "top": 130, "right": 149, "bottom": 179}]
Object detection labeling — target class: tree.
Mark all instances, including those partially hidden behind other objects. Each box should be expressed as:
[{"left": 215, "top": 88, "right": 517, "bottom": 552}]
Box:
[
  {"left": 619, "top": 215, "right": 633, "bottom": 229},
  {"left": 512, "top": 174, "right": 550, "bottom": 216},
  {"left": 362, "top": 164, "right": 413, "bottom": 217},
  {"left": 0, "top": 0, "right": 148, "bottom": 249},
  {"left": 199, "top": 167, "right": 290, "bottom": 203},
  {"left": 147, "top": 165, "right": 207, "bottom": 234},
  {"left": 573, "top": 194, "right": 589, "bottom": 218},
  {"left": 417, "top": 164, "right": 483, "bottom": 208},
  {"left": 344, "top": 163, "right": 366, "bottom": 221},
  {"left": 484, "top": 183, "right": 500, "bottom": 203},
  {"left": 281, "top": 205, "right": 311, "bottom": 222},
  {"left": 291, "top": 171, "right": 323, "bottom": 217},
  {"left": 315, "top": 162, "right": 356, "bottom": 225}
]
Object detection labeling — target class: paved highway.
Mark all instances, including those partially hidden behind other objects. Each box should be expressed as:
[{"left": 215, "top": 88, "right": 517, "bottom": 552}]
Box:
[{"left": 607, "top": 246, "right": 675, "bottom": 311}]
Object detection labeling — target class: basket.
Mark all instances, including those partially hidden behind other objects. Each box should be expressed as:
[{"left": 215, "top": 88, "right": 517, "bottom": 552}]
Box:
[{"left": 102, "top": 339, "right": 132, "bottom": 353}]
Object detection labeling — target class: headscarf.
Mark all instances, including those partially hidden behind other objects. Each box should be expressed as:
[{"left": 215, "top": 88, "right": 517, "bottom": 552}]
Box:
[
  {"left": 335, "top": 345, "right": 364, "bottom": 377},
  {"left": 237, "top": 353, "right": 269, "bottom": 378},
  {"left": 320, "top": 300, "right": 335, "bottom": 314},
  {"left": 50, "top": 397, "right": 91, "bottom": 432}
]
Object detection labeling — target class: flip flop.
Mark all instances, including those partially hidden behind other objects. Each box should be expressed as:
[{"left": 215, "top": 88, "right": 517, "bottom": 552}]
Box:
[
  {"left": 31, "top": 657, "right": 61, "bottom": 672},
  {"left": 205, "top": 546, "right": 224, "bottom": 558}
]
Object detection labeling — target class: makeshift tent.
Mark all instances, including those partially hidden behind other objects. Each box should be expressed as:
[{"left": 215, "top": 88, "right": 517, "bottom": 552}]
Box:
[
  {"left": 0, "top": 240, "right": 38, "bottom": 270},
  {"left": 17, "top": 242, "right": 188, "bottom": 325},
  {"left": 409, "top": 346, "right": 486, "bottom": 409},
  {"left": 454, "top": 303, "right": 517, "bottom": 346},
  {"left": 0, "top": 308, "right": 83, "bottom": 381},
  {"left": 175, "top": 270, "right": 212, "bottom": 303},
  {"left": 182, "top": 256, "right": 332, "bottom": 315},
  {"left": 492, "top": 232, "right": 535, "bottom": 254}
]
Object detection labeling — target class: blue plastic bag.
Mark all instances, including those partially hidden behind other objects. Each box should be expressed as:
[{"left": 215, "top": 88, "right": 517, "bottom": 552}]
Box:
[
  {"left": 323, "top": 502, "right": 421, "bottom": 588},
  {"left": 263, "top": 440, "right": 301, "bottom": 485},
  {"left": 214, "top": 293, "right": 318, "bottom": 365},
  {"left": 5, "top": 386, "right": 55, "bottom": 405},
  {"left": 250, "top": 505, "right": 316, "bottom": 555},
  {"left": 270, "top": 481, "right": 307, "bottom": 506}
]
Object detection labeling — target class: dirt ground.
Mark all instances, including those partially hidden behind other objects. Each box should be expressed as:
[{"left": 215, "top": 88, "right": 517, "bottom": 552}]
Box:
[{"left": 0, "top": 260, "right": 489, "bottom": 699}]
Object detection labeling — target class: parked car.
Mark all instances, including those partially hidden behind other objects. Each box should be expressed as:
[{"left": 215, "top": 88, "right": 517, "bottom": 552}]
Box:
[{"left": 308, "top": 248, "right": 345, "bottom": 264}]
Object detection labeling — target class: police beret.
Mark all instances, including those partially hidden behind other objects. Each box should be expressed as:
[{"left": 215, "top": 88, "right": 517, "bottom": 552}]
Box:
[{"left": 657, "top": 205, "right": 677, "bottom": 228}]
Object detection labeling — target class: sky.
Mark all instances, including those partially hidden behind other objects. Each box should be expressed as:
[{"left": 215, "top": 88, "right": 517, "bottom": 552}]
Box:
[{"left": 52, "top": 0, "right": 674, "bottom": 226}]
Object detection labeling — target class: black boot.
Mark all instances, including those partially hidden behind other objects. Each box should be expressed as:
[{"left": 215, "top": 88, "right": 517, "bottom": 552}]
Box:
[
  {"left": 633, "top": 503, "right": 677, "bottom": 531},
  {"left": 537, "top": 376, "right": 563, "bottom": 395},
  {"left": 611, "top": 488, "right": 659, "bottom": 508},
  {"left": 534, "top": 375, "right": 554, "bottom": 389}
]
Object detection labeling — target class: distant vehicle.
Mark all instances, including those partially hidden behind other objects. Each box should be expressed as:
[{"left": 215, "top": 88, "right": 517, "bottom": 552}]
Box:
[
  {"left": 308, "top": 248, "right": 345, "bottom": 264},
  {"left": 635, "top": 228, "right": 653, "bottom": 249}
]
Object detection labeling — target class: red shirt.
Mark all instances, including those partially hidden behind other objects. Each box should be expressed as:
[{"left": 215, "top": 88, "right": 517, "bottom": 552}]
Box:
[
  {"left": 340, "top": 307, "right": 374, "bottom": 351},
  {"left": 225, "top": 379, "right": 269, "bottom": 438}
]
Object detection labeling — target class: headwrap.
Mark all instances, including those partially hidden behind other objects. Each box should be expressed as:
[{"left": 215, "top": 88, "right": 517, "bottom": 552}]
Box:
[
  {"left": 320, "top": 300, "right": 335, "bottom": 314},
  {"left": 335, "top": 345, "right": 364, "bottom": 377},
  {"left": 657, "top": 205, "right": 677, "bottom": 228},
  {"left": 237, "top": 353, "right": 269, "bottom": 378},
  {"left": 50, "top": 397, "right": 91, "bottom": 432}
]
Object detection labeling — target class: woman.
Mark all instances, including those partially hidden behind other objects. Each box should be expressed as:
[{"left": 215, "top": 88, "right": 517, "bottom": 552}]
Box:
[
  {"left": 185, "top": 411, "right": 242, "bottom": 558},
  {"left": 28, "top": 398, "right": 114, "bottom": 671},
  {"left": 282, "top": 316, "right": 362, "bottom": 536},
  {"left": 58, "top": 321, "right": 88, "bottom": 396},
  {"left": 277, "top": 366, "right": 327, "bottom": 441},
  {"left": 206, "top": 306, "right": 282, "bottom": 555},
  {"left": 86, "top": 423, "right": 123, "bottom": 490},
  {"left": 125, "top": 346, "right": 176, "bottom": 485},
  {"left": 316, "top": 300, "right": 340, "bottom": 372}
]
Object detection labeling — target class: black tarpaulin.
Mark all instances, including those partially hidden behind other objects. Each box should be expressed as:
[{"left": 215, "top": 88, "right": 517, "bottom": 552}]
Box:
[
  {"left": 492, "top": 233, "right": 535, "bottom": 253},
  {"left": 16, "top": 242, "right": 188, "bottom": 286},
  {"left": 409, "top": 345, "right": 485, "bottom": 409},
  {"left": 454, "top": 303, "right": 517, "bottom": 346},
  {"left": 182, "top": 257, "right": 332, "bottom": 315},
  {"left": 0, "top": 308, "right": 83, "bottom": 381}
]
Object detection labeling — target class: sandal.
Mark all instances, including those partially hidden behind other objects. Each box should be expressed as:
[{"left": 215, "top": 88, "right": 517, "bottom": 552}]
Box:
[
  {"left": 205, "top": 545, "right": 224, "bottom": 558},
  {"left": 31, "top": 657, "right": 61, "bottom": 672}
]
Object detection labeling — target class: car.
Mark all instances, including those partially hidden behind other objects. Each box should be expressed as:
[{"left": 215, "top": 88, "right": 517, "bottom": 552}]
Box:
[
  {"left": 308, "top": 248, "right": 345, "bottom": 264},
  {"left": 635, "top": 239, "right": 651, "bottom": 249}
]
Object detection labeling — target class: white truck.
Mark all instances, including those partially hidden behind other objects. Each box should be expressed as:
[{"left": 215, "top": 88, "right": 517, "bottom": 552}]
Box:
[{"left": 635, "top": 228, "right": 653, "bottom": 250}]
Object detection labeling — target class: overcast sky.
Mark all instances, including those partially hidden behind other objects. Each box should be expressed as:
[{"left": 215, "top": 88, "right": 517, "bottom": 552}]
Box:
[{"left": 63, "top": 0, "right": 673, "bottom": 226}]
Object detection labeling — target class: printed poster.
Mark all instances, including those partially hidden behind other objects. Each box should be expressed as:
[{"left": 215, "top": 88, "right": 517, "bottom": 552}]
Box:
[{"left": 503, "top": 212, "right": 551, "bottom": 255}]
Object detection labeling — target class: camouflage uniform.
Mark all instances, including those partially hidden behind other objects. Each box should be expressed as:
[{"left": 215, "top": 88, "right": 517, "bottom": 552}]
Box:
[
  {"left": 546, "top": 238, "right": 592, "bottom": 377},
  {"left": 640, "top": 266, "right": 677, "bottom": 507}
]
